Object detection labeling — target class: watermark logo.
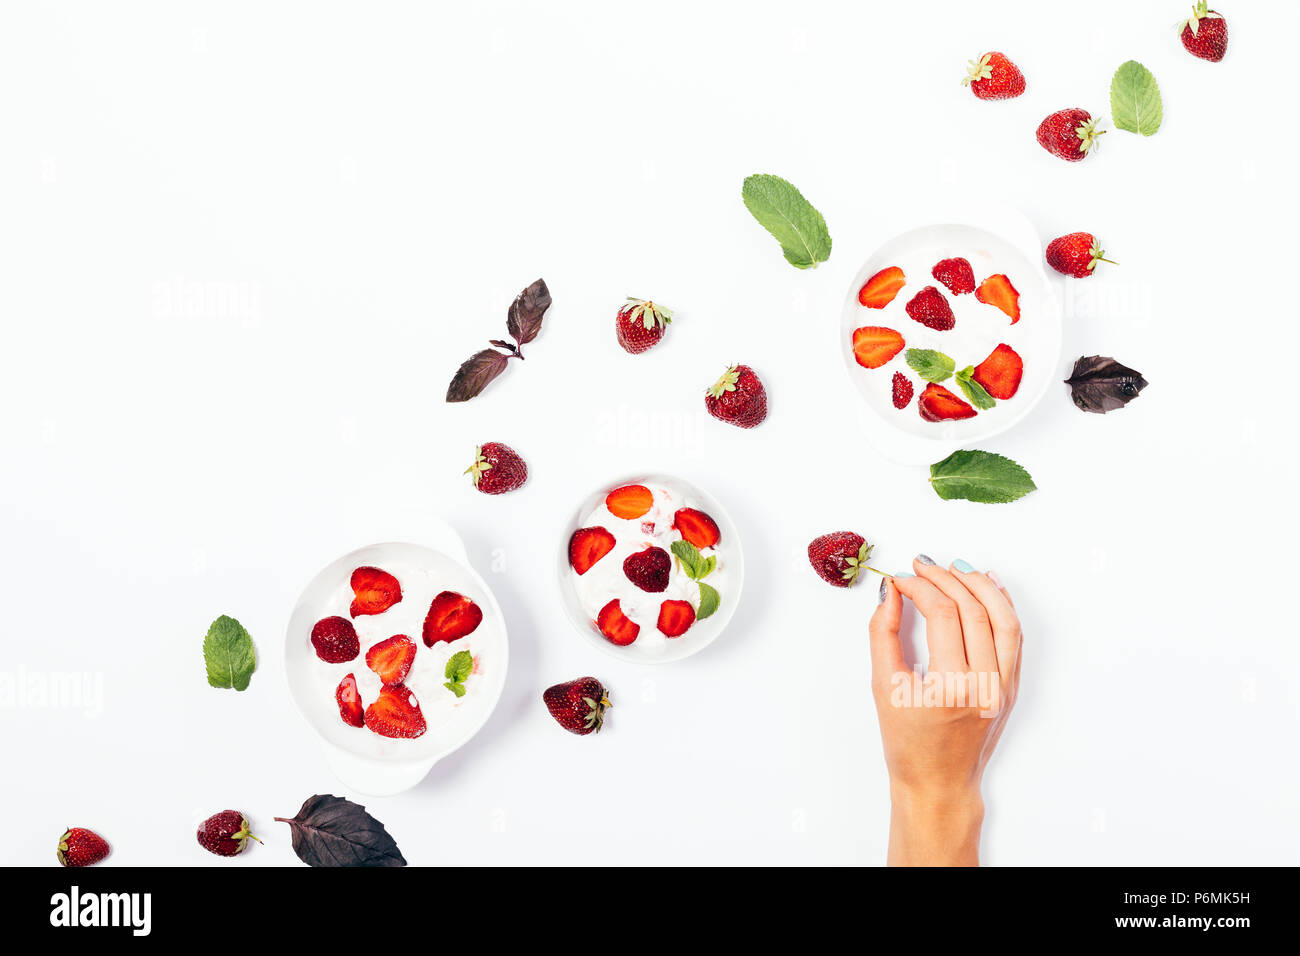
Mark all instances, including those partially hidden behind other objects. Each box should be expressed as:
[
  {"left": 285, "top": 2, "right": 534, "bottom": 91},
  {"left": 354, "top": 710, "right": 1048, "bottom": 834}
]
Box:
[
  {"left": 0, "top": 667, "right": 102, "bottom": 718},
  {"left": 50, "top": 887, "right": 151, "bottom": 936}
]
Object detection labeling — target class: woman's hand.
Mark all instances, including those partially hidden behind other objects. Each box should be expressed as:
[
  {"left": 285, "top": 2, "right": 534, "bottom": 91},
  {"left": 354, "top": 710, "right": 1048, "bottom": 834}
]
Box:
[{"left": 868, "top": 556, "right": 1022, "bottom": 866}]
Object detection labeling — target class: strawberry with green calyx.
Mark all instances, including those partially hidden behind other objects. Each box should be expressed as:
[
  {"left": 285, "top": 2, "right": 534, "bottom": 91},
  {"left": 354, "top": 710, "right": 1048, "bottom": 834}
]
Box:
[
  {"left": 705, "top": 364, "right": 768, "bottom": 428},
  {"left": 1036, "top": 109, "right": 1105, "bottom": 162},
  {"left": 543, "top": 677, "right": 611, "bottom": 735},
  {"left": 465, "top": 442, "right": 527, "bottom": 495},
  {"left": 1046, "top": 233, "right": 1117, "bottom": 278},
  {"left": 962, "top": 52, "right": 1026, "bottom": 100},
  {"left": 197, "top": 810, "right": 262, "bottom": 857},
  {"left": 616, "top": 298, "right": 673, "bottom": 354},
  {"left": 1180, "top": 2, "right": 1227, "bottom": 62},
  {"left": 808, "top": 532, "right": 890, "bottom": 588},
  {"left": 57, "top": 827, "right": 110, "bottom": 867}
]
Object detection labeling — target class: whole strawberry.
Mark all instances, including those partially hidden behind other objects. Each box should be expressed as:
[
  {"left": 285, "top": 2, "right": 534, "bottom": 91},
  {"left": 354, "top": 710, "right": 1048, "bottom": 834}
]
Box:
[
  {"left": 1181, "top": 2, "right": 1227, "bottom": 61},
  {"left": 1036, "top": 109, "right": 1104, "bottom": 162},
  {"left": 466, "top": 442, "right": 527, "bottom": 494},
  {"left": 705, "top": 364, "right": 768, "bottom": 428},
  {"left": 808, "top": 532, "right": 878, "bottom": 588},
  {"left": 543, "top": 677, "right": 611, "bottom": 735},
  {"left": 962, "top": 52, "right": 1025, "bottom": 100},
  {"left": 197, "top": 810, "right": 262, "bottom": 857},
  {"left": 1046, "top": 233, "right": 1117, "bottom": 278},
  {"left": 56, "top": 827, "right": 110, "bottom": 867},
  {"left": 616, "top": 298, "right": 673, "bottom": 354}
]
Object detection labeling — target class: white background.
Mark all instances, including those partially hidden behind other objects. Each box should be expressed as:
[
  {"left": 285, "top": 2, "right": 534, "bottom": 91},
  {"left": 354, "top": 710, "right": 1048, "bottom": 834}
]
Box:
[{"left": 3, "top": 0, "right": 1298, "bottom": 866}]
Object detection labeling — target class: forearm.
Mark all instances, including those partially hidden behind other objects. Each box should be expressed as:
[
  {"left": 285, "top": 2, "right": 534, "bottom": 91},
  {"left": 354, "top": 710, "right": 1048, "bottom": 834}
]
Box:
[{"left": 887, "top": 784, "right": 984, "bottom": 866}]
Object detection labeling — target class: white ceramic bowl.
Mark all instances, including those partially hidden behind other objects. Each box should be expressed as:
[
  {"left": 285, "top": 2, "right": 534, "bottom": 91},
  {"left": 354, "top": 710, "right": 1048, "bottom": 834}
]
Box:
[
  {"left": 557, "top": 473, "right": 743, "bottom": 664},
  {"left": 840, "top": 222, "right": 1062, "bottom": 452},
  {"left": 285, "top": 538, "right": 508, "bottom": 795}
]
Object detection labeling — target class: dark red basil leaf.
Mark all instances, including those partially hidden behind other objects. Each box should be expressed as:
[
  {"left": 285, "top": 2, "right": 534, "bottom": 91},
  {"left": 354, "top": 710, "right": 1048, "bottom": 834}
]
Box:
[
  {"left": 446, "top": 348, "right": 509, "bottom": 403},
  {"left": 275, "top": 794, "right": 406, "bottom": 867},
  {"left": 506, "top": 278, "right": 551, "bottom": 347},
  {"left": 1064, "top": 355, "right": 1148, "bottom": 414},
  {"left": 487, "top": 339, "right": 518, "bottom": 354}
]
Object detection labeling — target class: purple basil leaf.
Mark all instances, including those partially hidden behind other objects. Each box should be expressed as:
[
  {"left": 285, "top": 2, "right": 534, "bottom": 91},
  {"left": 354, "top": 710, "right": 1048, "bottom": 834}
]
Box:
[
  {"left": 446, "top": 348, "right": 510, "bottom": 403},
  {"left": 487, "top": 339, "right": 518, "bottom": 353},
  {"left": 1064, "top": 355, "right": 1148, "bottom": 414},
  {"left": 275, "top": 794, "right": 406, "bottom": 867},
  {"left": 506, "top": 278, "right": 551, "bottom": 347}
]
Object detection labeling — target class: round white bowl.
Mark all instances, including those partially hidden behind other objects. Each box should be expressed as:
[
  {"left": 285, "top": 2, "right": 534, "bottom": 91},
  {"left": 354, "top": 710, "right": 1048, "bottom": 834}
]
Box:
[
  {"left": 285, "top": 537, "right": 508, "bottom": 795},
  {"left": 557, "top": 473, "right": 744, "bottom": 664},
  {"left": 840, "top": 221, "right": 1062, "bottom": 458}
]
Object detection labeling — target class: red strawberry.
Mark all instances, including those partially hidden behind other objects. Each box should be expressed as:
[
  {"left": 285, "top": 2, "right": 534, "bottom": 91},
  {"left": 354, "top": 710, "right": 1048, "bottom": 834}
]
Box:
[
  {"left": 705, "top": 364, "right": 768, "bottom": 428},
  {"left": 656, "top": 600, "right": 696, "bottom": 637},
  {"left": 196, "top": 810, "right": 262, "bottom": 857},
  {"left": 422, "top": 591, "right": 483, "bottom": 646},
  {"left": 569, "top": 526, "right": 616, "bottom": 574},
  {"left": 1036, "top": 108, "right": 1104, "bottom": 162},
  {"left": 606, "top": 483, "right": 654, "bottom": 519},
  {"left": 615, "top": 298, "right": 673, "bottom": 354},
  {"left": 1180, "top": 2, "right": 1227, "bottom": 61},
  {"left": 974, "top": 274, "right": 1021, "bottom": 323},
  {"left": 365, "top": 635, "right": 416, "bottom": 686},
  {"left": 673, "top": 508, "right": 720, "bottom": 548},
  {"left": 962, "top": 52, "right": 1026, "bottom": 100},
  {"left": 851, "top": 326, "right": 906, "bottom": 369},
  {"left": 596, "top": 599, "right": 640, "bottom": 646},
  {"left": 336, "top": 673, "right": 364, "bottom": 727},
  {"left": 858, "top": 266, "right": 906, "bottom": 309},
  {"left": 807, "top": 532, "right": 875, "bottom": 588},
  {"left": 892, "top": 372, "right": 914, "bottom": 409},
  {"left": 349, "top": 566, "right": 402, "bottom": 617},
  {"left": 364, "top": 684, "right": 427, "bottom": 738},
  {"left": 904, "top": 286, "right": 956, "bottom": 331},
  {"left": 465, "top": 442, "right": 527, "bottom": 495},
  {"left": 311, "top": 616, "right": 360, "bottom": 663},
  {"left": 932, "top": 257, "right": 975, "bottom": 295},
  {"left": 918, "top": 383, "right": 977, "bottom": 421},
  {"left": 1045, "top": 232, "right": 1116, "bottom": 278},
  {"left": 971, "top": 344, "right": 1024, "bottom": 400},
  {"left": 543, "top": 676, "right": 610, "bottom": 735},
  {"left": 56, "top": 828, "right": 110, "bottom": 867},
  {"left": 623, "top": 546, "right": 670, "bottom": 593}
]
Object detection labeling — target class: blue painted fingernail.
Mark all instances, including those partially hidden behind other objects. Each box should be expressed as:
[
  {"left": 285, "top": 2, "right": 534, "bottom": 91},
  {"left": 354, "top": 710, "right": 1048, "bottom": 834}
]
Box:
[
  {"left": 915, "top": 554, "right": 936, "bottom": 566},
  {"left": 895, "top": 572, "right": 913, "bottom": 578},
  {"left": 878, "top": 577, "right": 888, "bottom": 603},
  {"left": 953, "top": 559, "right": 975, "bottom": 573}
]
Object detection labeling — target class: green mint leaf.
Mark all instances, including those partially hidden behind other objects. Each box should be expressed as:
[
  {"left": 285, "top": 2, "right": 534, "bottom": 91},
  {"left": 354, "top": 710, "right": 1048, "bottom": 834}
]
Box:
[
  {"left": 670, "top": 539, "right": 703, "bottom": 579},
  {"left": 1110, "top": 60, "right": 1162, "bottom": 136},
  {"left": 445, "top": 650, "right": 474, "bottom": 684},
  {"left": 699, "top": 554, "right": 717, "bottom": 580},
  {"left": 443, "top": 680, "right": 467, "bottom": 698},
  {"left": 905, "top": 348, "right": 956, "bottom": 384},
  {"left": 741, "top": 174, "right": 831, "bottom": 269},
  {"left": 204, "top": 615, "right": 256, "bottom": 691},
  {"left": 696, "top": 582, "right": 721, "bottom": 620},
  {"left": 929, "top": 450, "right": 1037, "bottom": 504},
  {"left": 955, "top": 367, "right": 996, "bottom": 410}
]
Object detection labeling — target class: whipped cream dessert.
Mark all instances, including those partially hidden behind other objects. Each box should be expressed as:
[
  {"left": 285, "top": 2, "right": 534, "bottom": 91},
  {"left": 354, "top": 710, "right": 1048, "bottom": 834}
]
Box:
[
  {"left": 566, "top": 479, "right": 733, "bottom": 656},
  {"left": 305, "top": 560, "right": 492, "bottom": 754}
]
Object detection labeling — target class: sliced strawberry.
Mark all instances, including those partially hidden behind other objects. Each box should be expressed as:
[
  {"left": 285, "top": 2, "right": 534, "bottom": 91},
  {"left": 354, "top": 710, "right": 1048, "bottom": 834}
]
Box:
[
  {"left": 974, "top": 274, "right": 1021, "bottom": 323},
  {"left": 422, "top": 591, "right": 483, "bottom": 647},
  {"left": 365, "top": 635, "right": 416, "bottom": 686},
  {"left": 656, "top": 600, "right": 695, "bottom": 638},
  {"left": 971, "top": 343, "right": 1024, "bottom": 400},
  {"left": 605, "top": 484, "right": 654, "bottom": 519},
  {"left": 569, "top": 526, "right": 616, "bottom": 574},
  {"left": 858, "top": 266, "right": 906, "bottom": 309},
  {"left": 596, "top": 599, "right": 640, "bottom": 646},
  {"left": 311, "top": 616, "right": 360, "bottom": 663},
  {"left": 905, "top": 286, "right": 956, "bottom": 331},
  {"left": 918, "top": 383, "right": 977, "bottom": 422},
  {"left": 363, "top": 684, "right": 427, "bottom": 739},
  {"left": 851, "top": 326, "right": 905, "bottom": 369},
  {"left": 349, "top": 566, "right": 402, "bottom": 617},
  {"left": 336, "top": 673, "right": 364, "bottom": 727},
  {"left": 673, "top": 508, "right": 720, "bottom": 548}
]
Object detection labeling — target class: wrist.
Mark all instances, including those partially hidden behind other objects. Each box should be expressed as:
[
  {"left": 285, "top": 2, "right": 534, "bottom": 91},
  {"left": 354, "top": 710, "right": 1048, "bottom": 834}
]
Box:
[{"left": 887, "top": 781, "right": 984, "bottom": 866}]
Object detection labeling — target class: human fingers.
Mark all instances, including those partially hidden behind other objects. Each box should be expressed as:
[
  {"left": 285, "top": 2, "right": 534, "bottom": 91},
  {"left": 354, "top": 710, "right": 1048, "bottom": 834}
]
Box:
[{"left": 891, "top": 573, "right": 966, "bottom": 671}]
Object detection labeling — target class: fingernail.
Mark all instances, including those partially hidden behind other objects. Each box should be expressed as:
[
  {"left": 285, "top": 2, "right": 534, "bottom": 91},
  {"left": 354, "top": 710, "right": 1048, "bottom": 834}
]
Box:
[
  {"left": 895, "top": 572, "right": 913, "bottom": 579},
  {"left": 987, "top": 570, "right": 1004, "bottom": 588},
  {"left": 915, "top": 554, "right": 936, "bottom": 566},
  {"left": 952, "top": 559, "right": 975, "bottom": 573},
  {"left": 878, "top": 577, "right": 888, "bottom": 603}
]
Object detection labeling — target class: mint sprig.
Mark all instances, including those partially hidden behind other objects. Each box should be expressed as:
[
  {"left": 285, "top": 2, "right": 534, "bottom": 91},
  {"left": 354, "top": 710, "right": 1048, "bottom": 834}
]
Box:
[
  {"left": 669, "top": 540, "right": 721, "bottom": 620},
  {"left": 204, "top": 615, "right": 256, "bottom": 691},
  {"left": 954, "top": 366, "right": 996, "bottom": 410},
  {"left": 443, "top": 650, "right": 474, "bottom": 697},
  {"left": 906, "top": 348, "right": 956, "bottom": 384}
]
